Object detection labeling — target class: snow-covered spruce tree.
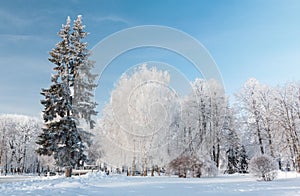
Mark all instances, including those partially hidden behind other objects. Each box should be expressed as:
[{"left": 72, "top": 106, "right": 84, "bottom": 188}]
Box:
[
  {"left": 238, "top": 145, "right": 249, "bottom": 173},
  {"left": 37, "top": 16, "right": 86, "bottom": 177},
  {"left": 71, "top": 15, "right": 98, "bottom": 129},
  {"left": 249, "top": 154, "right": 278, "bottom": 181},
  {"left": 70, "top": 15, "right": 98, "bottom": 164},
  {"left": 223, "top": 107, "right": 242, "bottom": 174}
]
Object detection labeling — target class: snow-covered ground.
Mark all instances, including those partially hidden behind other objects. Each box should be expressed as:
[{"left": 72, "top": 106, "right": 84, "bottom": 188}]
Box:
[{"left": 0, "top": 171, "right": 300, "bottom": 195}]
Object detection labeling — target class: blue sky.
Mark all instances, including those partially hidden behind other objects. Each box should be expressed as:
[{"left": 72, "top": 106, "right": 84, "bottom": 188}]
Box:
[{"left": 1, "top": 0, "right": 300, "bottom": 117}]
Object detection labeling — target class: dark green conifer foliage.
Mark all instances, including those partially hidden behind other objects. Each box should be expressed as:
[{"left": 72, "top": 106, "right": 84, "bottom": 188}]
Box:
[{"left": 37, "top": 16, "right": 98, "bottom": 175}]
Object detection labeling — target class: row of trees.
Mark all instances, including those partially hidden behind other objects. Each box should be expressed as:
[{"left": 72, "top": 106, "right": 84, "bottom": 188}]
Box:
[
  {"left": 236, "top": 78, "right": 300, "bottom": 172},
  {"left": 0, "top": 115, "right": 49, "bottom": 174},
  {"left": 95, "top": 67, "right": 300, "bottom": 177},
  {"left": 0, "top": 114, "right": 97, "bottom": 176},
  {"left": 95, "top": 65, "right": 248, "bottom": 176},
  {"left": 1, "top": 74, "right": 299, "bottom": 177}
]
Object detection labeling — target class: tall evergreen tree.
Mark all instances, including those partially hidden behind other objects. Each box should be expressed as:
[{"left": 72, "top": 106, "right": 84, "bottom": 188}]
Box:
[
  {"left": 225, "top": 128, "right": 241, "bottom": 174},
  {"left": 71, "top": 15, "right": 98, "bottom": 129},
  {"left": 36, "top": 17, "right": 87, "bottom": 177},
  {"left": 239, "top": 145, "right": 249, "bottom": 173},
  {"left": 223, "top": 107, "right": 241, "bottom": 174}
]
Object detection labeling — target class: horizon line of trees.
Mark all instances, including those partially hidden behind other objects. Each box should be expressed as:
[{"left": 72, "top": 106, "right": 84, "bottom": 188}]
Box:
[
  {"left": 91, "top": 65, "right": 300, "bottom": 176},
  {"left": 0, "top": 76, "right": 300, "bottom": 176}
]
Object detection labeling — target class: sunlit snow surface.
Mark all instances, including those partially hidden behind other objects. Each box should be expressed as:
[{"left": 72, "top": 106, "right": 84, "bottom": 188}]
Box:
[{"left": 0, "top": 171, "right": 300, "bottom": 195}]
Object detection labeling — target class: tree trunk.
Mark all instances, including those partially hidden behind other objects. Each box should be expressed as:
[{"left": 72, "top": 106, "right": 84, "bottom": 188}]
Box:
[
  {"left": 266, "top": 127, "right": 274, "bottom": 157},
  {"left": 127, "top": 167, "right": 130, "bottom": 176},
  {"left": 297, "top": 155, "right": 300, "bottom": 173},
  {"left": 22, "top": 135, "right": 27, "bottom": 174},
  {"left": 256, "top": 119, "right": 264, "bottom": 154},
  {"left": 65, "top": 167, "right": 72, "bottom": 177},
  {"left": 151, "top": 167, "right": 154, "bottom": 176},
  {"left": 213, "top": 146, "right": 216, "bottom": 164},
  {"left": 4, "top": 148, "right": 7, "bottom": 176},
  {"left": 131, "top": 157, "right": 136, "bottom": 176},
  {"left": 216, "top": 143, "right": 220, "bottom": 168}
]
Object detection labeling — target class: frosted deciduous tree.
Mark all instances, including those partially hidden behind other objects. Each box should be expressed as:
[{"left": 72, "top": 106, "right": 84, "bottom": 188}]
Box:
[
  {"left": 180, "top": 79, "right": 210, "bottom": 157},
  {"left": 275, "top": 82, "right": 300, "bottom": 171},
  {"left": 236, "top": 78, "right": 266, "bottom": 156},
  {"left": 207, "top": 80, "right": 227, "bottom": 168},
  {"left": 257, "top": 85, "right": 276, "bottom": 157},
  {"left": 180, "top": 79, "right": 226, "bottom": 168},
  {"left": 98, "top": 64, "right": 179, "bottom": 173}
]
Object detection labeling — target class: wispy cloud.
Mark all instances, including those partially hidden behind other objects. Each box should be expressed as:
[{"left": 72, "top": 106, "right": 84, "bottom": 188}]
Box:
[
  {"left": 0, "top": 34, "right": 37, "bottom": 42},
  {"left": 92, "top": 15, "right": 131, "bottom": 25}
]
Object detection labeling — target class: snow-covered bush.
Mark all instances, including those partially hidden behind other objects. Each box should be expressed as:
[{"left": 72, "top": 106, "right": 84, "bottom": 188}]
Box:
[
  {"left": 167, "top": 155, "right": 202, "bottom": 178},
  {"left": 201, "top": 158, "right": 218, "bottom": 177},
  {"left": 249, "top": 154, "right": 278, "bottom": 181},
  {"left": 167, "top": 155, "right": 218, "bottom": 178}
]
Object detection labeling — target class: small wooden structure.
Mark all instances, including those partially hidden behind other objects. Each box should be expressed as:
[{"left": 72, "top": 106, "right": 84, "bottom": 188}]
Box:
[{"left": 72, "top": 165, "right": 99, "bottom": 176}]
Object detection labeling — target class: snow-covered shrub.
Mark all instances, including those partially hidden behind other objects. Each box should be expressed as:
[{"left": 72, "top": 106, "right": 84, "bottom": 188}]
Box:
[
  {"left": 167, "top": 155, "right": 219, "bottom": 178},
  {"left": 167, "top": 155, "right": 202, "bottom": 178},
  {"left": 201, "top": 159, "right": 218, "bottom": 177},
  {"left": 249, "top": 154, "right": 278, "bottom": 181}
]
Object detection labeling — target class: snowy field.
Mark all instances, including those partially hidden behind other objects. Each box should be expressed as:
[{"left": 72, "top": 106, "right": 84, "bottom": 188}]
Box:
[{"left": 0, "top": 171, "right": 300, "bottom": 196}]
